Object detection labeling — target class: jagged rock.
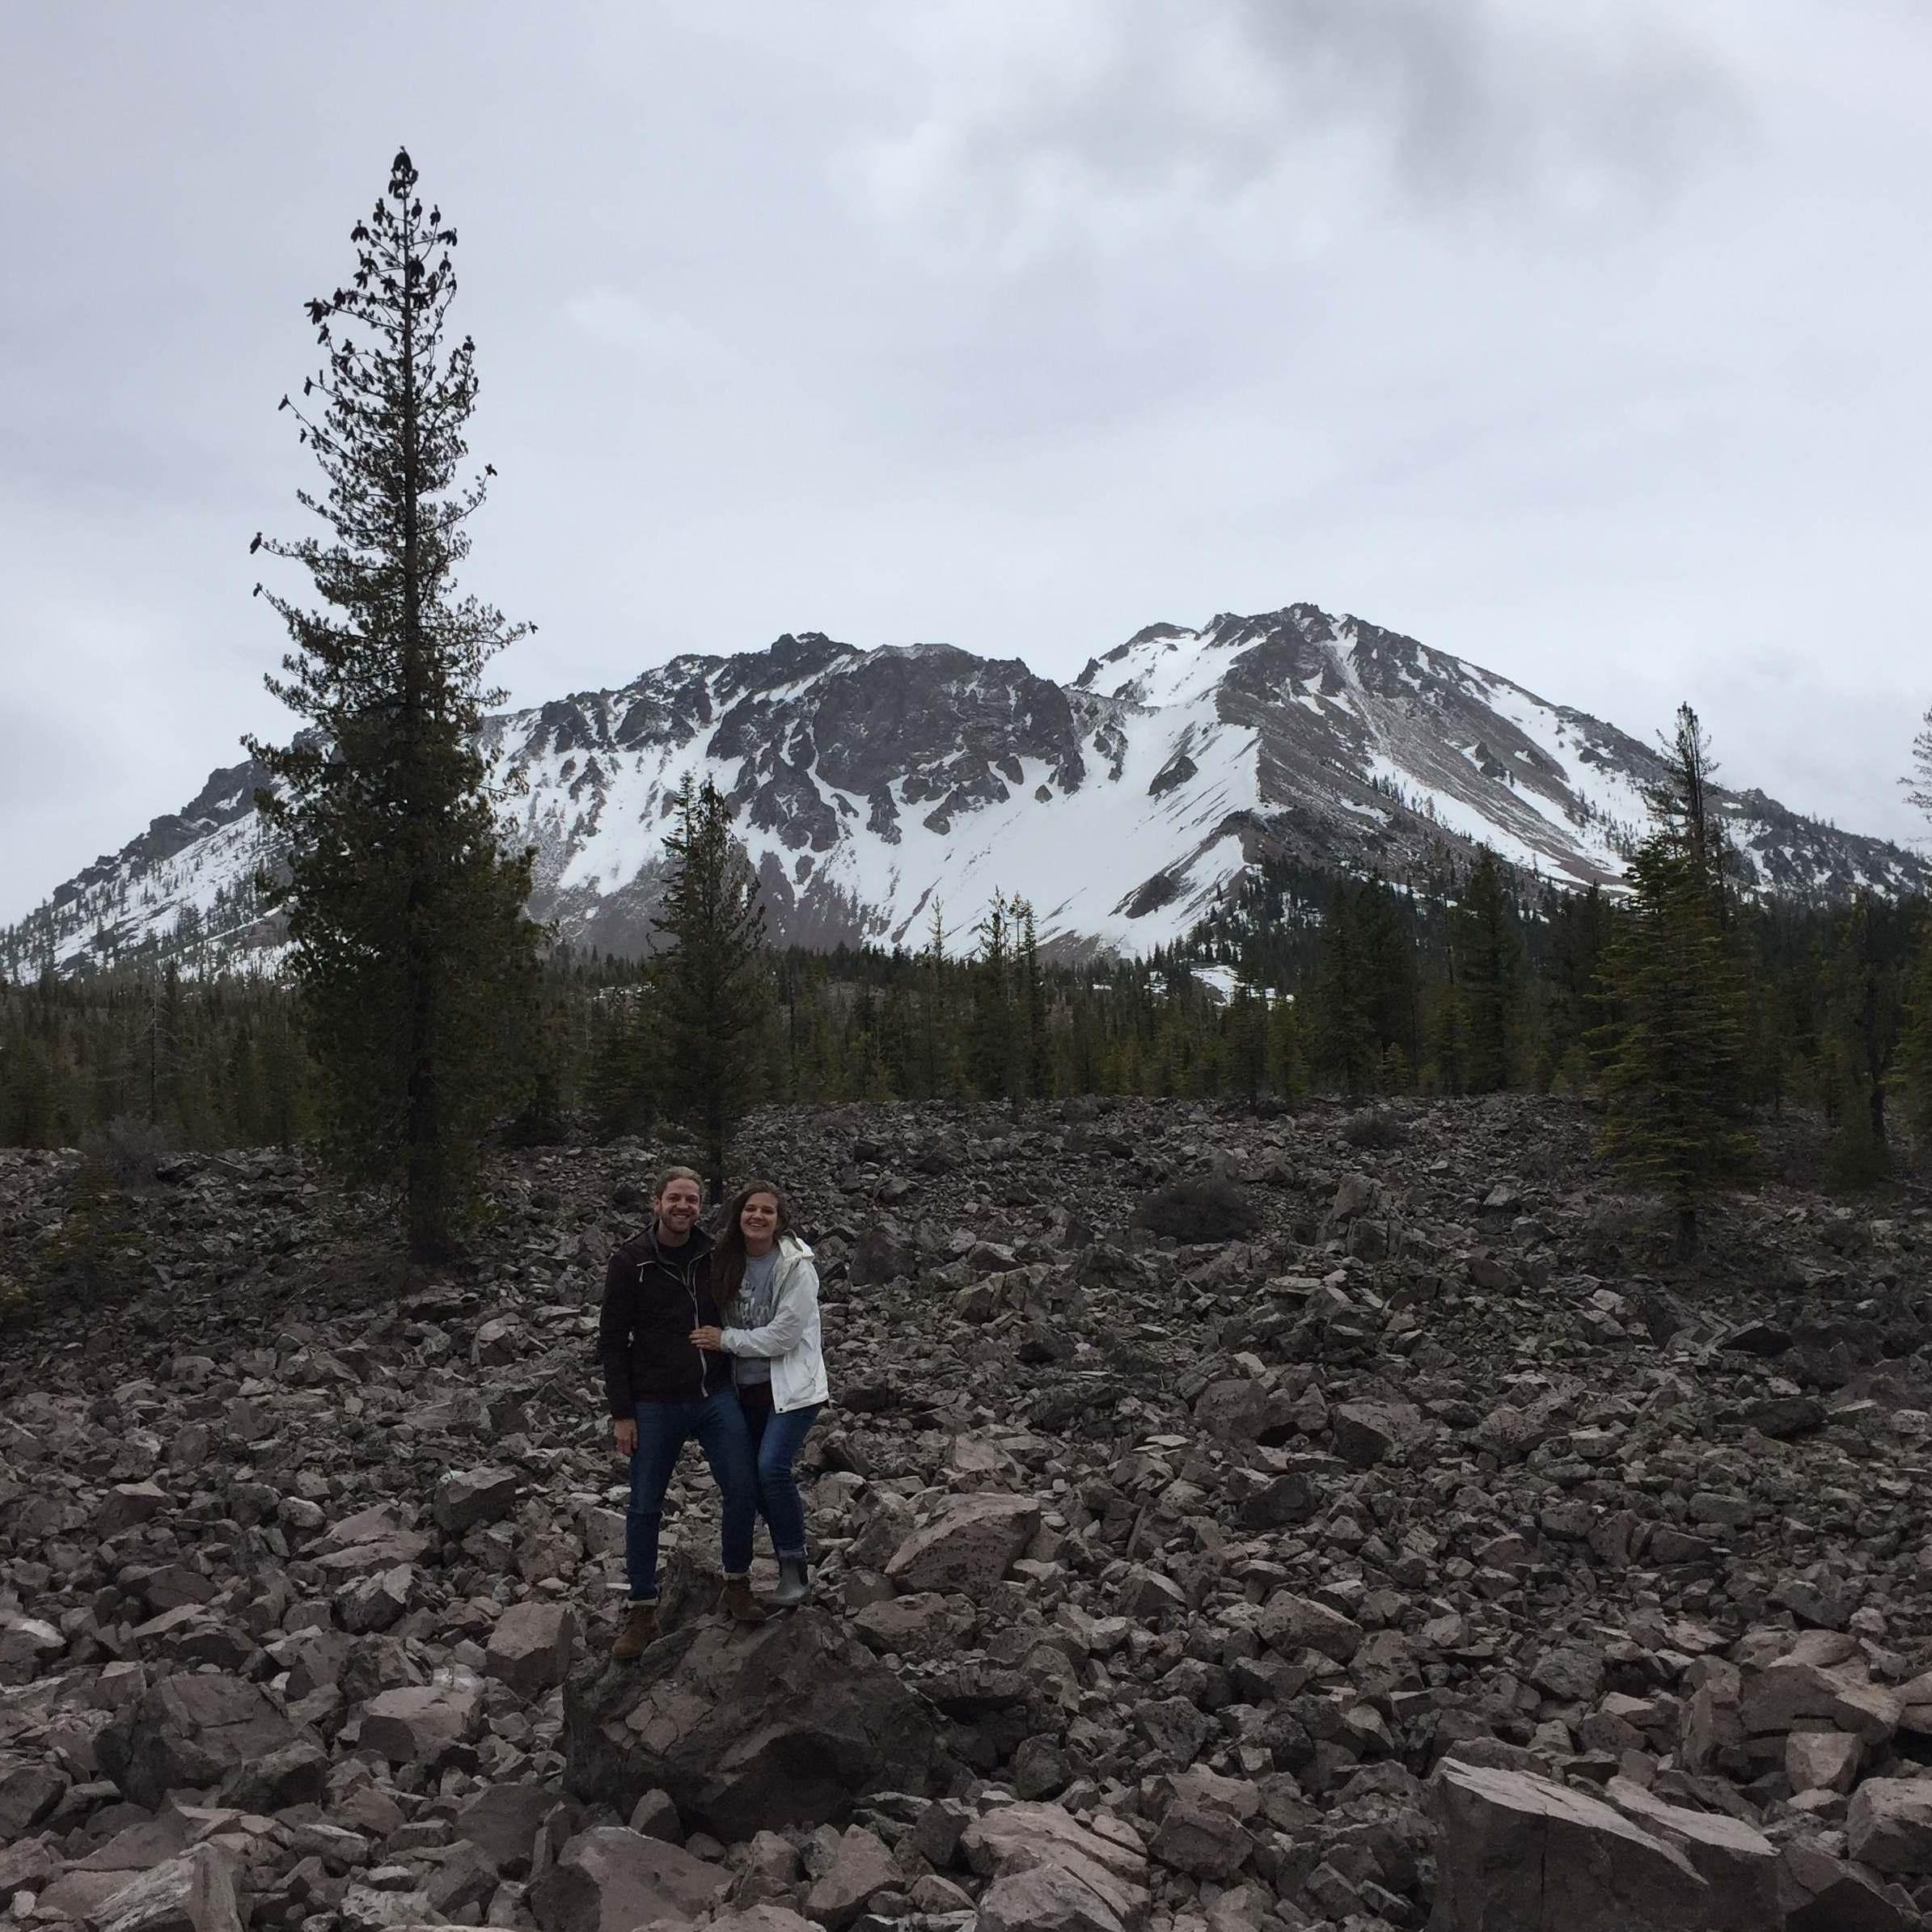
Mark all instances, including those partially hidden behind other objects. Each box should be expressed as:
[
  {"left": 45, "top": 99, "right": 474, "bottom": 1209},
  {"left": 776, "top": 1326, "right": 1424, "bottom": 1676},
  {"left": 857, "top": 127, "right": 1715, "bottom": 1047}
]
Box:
[
  {"left": 487, "top": 1600, "right": 578, "bottom": 1694},
  {"left": 1848, "top": 1778, "right": 1932, "bottom": 1875},
  {"left": 1258, "top": 1592, "right": 1362, "bottom": 1663},
  {"left": 89, "top": 1844, "right": 243, "bottom": 1932},
  {"left": 883, "top": 1493, "right": 1042, "bottom": 1593},
  {"left": 961, "top": 1804, "right": 1149, "bottom": 1928},
  {"left": 458, "top": 1782, "right": 573, "bottom": 1875},
  {"left": 433, "top": 1465, "right": 520, "bottom": 1533},
  {"left": 1778, "top": 1841, "right": 1917, "bottom": 1931},
  {"left": 0, "top": 1609, "right": 65, "bottom": 1682},
  {"left": 98, "top": 1481, "right": 168, "bottom": 1535},
  {"left": 978, "top": 1862, "right": 1128, "bottom": 1932},
  {"left": 0, "top": 1752, "right": 66, "bottom": 1837},
  {"left": 1428, "top": 1758, "right": 1709, "bottom": 1931},
  {"left": 529, "top": 1826, "right": 730, "bottom": 1932},
  {"left": 1604, "top": 1777, "right": 1780, "bottom": 1932},
  {"left": 1329, "top": 1398, "right": 1424, "bottom": 1468},
  {"left": 802, "top": 1825, "right": 898, "bottom": 1930},
  {"left": 97, "top": 1673, "right": 300, "bottom": 1811},
  {"left": 357, "top": 1678, "right": 484, "bottom": 1765},
  {"left": 1148, "top": 1798, "right": 1252, "bottom": 1879},
  {"left": 563, "top": 1609, "right": 951, "bottom": 1840}
]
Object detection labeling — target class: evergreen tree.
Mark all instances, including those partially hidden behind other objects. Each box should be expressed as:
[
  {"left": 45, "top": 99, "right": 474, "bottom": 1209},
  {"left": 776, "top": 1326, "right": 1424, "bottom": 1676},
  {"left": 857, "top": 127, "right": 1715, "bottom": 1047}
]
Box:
[
  {"left": 1270, "top": 991, "right": 1309, "bottom": 1101},
  {"left": 246, "top": 149, "right": 539, "bottom": 1259},
  {"left": 1649, "top": 704, "right": 1734, "bottom": 917},
  {"left": 1905, "top": 701, "right": 1932, "bottom": 825},
  {"left": 1896, "top": 914, "right": 1932, "bottom": 1165},
  {"left": 1227, "top": 971, "right": 1268, "bottom": 1106},
  {"left": 970, "top": 892, "right": 1016, "bottom": 1101},
  {"left": 1821, "top": 892, "right": 1900, "bottom": 1186},
  {"left": 1013, "top": 898, "right": 1053, "bottom": 1101},
  {"left": 1455, "top": 848, "right": 1521, "bottom": 1093},
  {"left": 1599, "top": 831, "right": 1754, "bottom": 1261},
  {"left": 652, "top": 776, "right": 770, "bottom": 1190},
  {"left": 1308, "top": 886, "right": 1376, "bottom": 1095}
]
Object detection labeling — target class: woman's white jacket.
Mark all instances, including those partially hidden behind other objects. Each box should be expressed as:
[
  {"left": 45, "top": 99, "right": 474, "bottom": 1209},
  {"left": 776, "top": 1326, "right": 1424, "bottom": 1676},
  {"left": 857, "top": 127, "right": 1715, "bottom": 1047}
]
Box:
[{"left": 718, "top": 1234, "right": 829, "bottom": 1414}]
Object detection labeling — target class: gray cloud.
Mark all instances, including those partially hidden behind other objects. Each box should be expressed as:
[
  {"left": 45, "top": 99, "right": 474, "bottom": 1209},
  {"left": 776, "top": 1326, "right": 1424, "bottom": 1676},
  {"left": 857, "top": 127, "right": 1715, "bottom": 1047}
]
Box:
[{"left": 1, "top": 0, "right": 1929, "bottom": 924}]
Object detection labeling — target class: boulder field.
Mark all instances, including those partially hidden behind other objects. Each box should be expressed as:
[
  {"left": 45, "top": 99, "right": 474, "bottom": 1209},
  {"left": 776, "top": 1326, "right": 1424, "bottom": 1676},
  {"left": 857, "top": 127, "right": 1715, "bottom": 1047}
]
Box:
[{"left": 2, "top": 1094, "right": 1930, "bottom": 1930}]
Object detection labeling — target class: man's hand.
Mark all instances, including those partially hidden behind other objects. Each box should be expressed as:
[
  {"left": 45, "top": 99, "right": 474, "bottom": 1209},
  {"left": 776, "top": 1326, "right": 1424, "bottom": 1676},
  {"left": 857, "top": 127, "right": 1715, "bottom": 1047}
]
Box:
[
  {"left": 690, "top": 1325, "right": 724, "bottom": 1351},
  {"left": 612, "top": 1416, "right": 637, "bottom": 1456}
]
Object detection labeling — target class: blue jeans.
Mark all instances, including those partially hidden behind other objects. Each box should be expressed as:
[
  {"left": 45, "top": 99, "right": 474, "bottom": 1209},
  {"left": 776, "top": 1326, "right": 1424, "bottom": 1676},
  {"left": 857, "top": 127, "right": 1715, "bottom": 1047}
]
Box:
[
  {"left": 626, "top": 1390, "right": 758, "bottom": 1600},
  {"left": 739, "top": 1390, "right": 823, "bottom": 1561}
]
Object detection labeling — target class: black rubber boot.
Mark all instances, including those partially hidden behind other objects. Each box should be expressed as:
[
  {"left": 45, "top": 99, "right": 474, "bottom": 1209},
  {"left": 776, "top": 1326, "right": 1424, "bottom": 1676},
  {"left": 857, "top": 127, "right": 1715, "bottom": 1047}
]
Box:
[{"left": 772, "top": 1556, "right": 811, "bottom": 1608}]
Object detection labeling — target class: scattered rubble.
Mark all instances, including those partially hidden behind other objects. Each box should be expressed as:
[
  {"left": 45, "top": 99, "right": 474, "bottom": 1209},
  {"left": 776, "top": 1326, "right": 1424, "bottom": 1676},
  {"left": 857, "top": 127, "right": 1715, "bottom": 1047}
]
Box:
[{"left": 3, "top": 1094, "right": 1931, "bottom": 1930}]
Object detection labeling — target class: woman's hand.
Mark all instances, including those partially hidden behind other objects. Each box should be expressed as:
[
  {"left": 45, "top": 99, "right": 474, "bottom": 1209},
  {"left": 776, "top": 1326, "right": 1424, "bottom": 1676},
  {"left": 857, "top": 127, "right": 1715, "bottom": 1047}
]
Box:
[
  {"left": 690, "top": 1325, "right": 724, "bottom": 1351},
  {"left": 612, "top": 1416, "right": 637, "bottom": 1456}
]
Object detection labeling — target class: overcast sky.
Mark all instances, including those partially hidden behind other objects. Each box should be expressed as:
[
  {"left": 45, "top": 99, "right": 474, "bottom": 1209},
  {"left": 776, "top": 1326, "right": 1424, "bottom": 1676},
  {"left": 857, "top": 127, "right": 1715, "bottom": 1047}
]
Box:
[{"left": 4, "top": 0, "right": 1930, "bottom": 921}]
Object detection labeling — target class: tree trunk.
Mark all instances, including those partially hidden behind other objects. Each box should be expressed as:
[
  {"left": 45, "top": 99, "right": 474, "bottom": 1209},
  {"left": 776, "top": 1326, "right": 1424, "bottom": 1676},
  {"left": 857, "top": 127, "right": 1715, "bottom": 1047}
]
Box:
[{"left": 1672, "top": 1202, "right": 1699, "bottom": 1265}]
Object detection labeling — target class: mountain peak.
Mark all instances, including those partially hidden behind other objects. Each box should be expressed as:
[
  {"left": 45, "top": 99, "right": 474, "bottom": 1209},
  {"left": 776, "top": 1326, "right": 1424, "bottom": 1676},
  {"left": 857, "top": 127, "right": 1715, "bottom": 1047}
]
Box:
[{"left": 5, "top": 601, "right": 1926, "bottom": 979}]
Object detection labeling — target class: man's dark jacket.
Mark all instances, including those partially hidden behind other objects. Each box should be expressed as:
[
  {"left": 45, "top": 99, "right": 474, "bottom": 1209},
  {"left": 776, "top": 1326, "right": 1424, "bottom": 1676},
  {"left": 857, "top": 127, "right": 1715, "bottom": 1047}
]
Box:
[{"left": 599, "top": 1224, "right": 732, "bottom": 1414}]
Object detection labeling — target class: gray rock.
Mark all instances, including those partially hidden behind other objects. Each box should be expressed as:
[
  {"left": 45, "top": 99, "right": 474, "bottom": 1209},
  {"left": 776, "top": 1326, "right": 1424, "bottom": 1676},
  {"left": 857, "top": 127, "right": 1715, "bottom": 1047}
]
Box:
[
  {"left": 803, "top": 1826, "right": 898, "bottom": 1930},
  {"left": 433, "top": 1465, "right": 520, "bottom": 1533},
  {"left": 529, "top": 1826, "right": 730, "bottom": 1932},
  {"left": 883, "top": 1493, "right": 1041, "bottom": 1594},
  {"left": 90, "top": 1844, "right": 243, "bottom": 1932},
  {"left": 1428, "top": 1758, "right": 1709, "bottom": 1932},
  {"left": 97, "top": 1672, "right": 300, "bottom": 1812},
  {"left": 486, "top": 1600, "right": 578, "bottom": 1695},
  {"left": 1847, "top": 1778, "right": 1932, "bottom": 1876},
  {"left": 564, "top": 1607, "right": 951, "bottom": 1841}
]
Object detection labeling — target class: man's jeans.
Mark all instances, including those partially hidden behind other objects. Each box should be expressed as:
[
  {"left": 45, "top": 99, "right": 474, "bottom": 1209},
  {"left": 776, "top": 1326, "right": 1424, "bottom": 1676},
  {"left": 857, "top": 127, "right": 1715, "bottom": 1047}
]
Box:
[
  {"left": 741, "top": 1396, "right": 824, "bottom": 1561},
  {"left": 626, "top": 1389, "right": 757, "bottom": 1601}
]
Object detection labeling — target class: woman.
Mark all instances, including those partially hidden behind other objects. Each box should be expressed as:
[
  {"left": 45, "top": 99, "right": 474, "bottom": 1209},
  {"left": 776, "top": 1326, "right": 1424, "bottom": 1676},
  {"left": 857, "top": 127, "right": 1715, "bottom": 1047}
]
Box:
[
  {"left": 599, "top": 1165, "right": 765, "bottom": 1661},
  {"left": 690, "top": 1180, "right": 827, "bottom": 1607}
]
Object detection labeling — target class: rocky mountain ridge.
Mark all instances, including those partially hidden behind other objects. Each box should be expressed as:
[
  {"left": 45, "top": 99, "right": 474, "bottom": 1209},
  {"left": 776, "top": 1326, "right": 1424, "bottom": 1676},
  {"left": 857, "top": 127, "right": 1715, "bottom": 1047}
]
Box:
[
  {"left": 2, "top": 1096, "right": 1932, "bottom": 1929},
  {"left": 6, "top": 603, "right": 1927, "bottom": 978}
]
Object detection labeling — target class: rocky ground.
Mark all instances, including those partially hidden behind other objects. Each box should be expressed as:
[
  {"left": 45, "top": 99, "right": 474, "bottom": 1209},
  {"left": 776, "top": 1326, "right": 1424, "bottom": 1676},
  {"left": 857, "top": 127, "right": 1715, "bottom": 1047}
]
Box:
[{"left": 2, "top": 1095, "right": 1932, "bottom": 1932}]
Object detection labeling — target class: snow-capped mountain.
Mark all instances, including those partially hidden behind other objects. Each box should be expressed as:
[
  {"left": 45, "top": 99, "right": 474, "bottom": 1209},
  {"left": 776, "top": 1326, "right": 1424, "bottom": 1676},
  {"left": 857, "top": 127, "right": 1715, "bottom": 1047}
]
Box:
[{"left": 6, "top": 603, "right": 1926, "bottom": 977}]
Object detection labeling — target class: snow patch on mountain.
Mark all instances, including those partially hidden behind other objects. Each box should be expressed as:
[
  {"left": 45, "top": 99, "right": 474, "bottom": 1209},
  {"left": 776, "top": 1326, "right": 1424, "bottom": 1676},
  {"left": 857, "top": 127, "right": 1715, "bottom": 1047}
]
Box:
[{"left": 5, "top": 602, "right": 1926, "bottom": 979}]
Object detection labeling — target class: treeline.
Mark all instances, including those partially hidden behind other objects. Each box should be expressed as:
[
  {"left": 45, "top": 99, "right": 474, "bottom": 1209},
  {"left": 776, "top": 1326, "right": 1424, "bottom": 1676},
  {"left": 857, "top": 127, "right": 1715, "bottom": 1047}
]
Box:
[{"left": 6, "top": 866, "right": 1929, "bottom": 1177}]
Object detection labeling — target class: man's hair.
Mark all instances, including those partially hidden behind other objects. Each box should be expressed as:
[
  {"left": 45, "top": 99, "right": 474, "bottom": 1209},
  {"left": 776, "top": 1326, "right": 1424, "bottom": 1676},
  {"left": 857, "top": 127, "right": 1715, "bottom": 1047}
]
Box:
[{"left": 652, "top": 1165, "right": 704, "bottom": 1202}]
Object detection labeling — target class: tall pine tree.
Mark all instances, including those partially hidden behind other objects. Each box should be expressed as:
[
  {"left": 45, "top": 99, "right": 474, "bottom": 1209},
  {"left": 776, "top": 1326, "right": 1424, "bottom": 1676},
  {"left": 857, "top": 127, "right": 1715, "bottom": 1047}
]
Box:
[
  {"left": 652, "top": 777, "right": 770, "bottom": 1189},
  {"left": 247, "top": 149, "right": 539, "bottom": 1260},
  {"left": 1599, "top": 831, "right": 1754, "bottom": 1262},
  {"left": 1455, "top": 848, "right": 1521, "bottom": 1093}
]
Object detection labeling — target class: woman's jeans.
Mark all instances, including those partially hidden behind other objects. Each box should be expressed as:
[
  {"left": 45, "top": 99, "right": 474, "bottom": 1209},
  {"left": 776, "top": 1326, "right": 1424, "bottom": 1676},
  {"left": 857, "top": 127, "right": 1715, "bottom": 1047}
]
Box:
[
  {"left": 739, "top": 1393, "right": 824, "bottom": 1560},
  {"left": 626, "top": 1390, "right": 757, "bottom": 1601}
]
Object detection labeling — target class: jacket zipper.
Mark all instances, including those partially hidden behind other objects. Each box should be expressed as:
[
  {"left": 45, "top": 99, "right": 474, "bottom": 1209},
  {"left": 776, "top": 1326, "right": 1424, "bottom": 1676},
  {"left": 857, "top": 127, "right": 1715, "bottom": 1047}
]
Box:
[{"left": 688, "top": 1254, "right": 704, "bottom": 1401}]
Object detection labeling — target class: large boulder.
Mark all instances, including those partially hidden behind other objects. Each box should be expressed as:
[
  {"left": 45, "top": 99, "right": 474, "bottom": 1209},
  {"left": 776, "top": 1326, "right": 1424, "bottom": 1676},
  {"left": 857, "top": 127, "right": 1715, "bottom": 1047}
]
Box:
[
  {"left": 96, "top": 1672, "right": 302, "bottom": 1810},
  {"left": 357, "top": 1677, "right": 484, "bottom": 1765},
  {"left": 883, "top": 1493, "right": 1041, "bottom": 1595},
  {"left": 1604, "top": 1776, "right": 1779, "bottom": 1932},
  {"left": 433, "top": 1466, "right": 520, "bottom": 1534},
  {"left": 961, "top": 1803, "right": 1150, "bottom": 1930},
  {"left": 563, "top": 1607, "right": 953, "bottom": 1841},
  {"left": 487, "top": 1600, "right": 579, "bottom": 1695},
  {"left": 91, "top": 1844, "right": 243, "bottom": 1932},
  {"left": 1848, "top": 1778, "right": 1932, "bottom": 1876},
  {"left": 1428, "top": 1758, "right": 1709, "bottom": 1932},
  {"left": 530, "top": 1827, "right": 730, "bottom": 1932}
]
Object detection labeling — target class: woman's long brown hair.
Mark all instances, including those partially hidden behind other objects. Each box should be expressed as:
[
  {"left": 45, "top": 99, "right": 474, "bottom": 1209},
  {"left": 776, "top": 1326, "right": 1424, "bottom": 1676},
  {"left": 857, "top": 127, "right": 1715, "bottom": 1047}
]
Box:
[{"left": 710, "top": 1179, "right": 792, "bottom": 1320}]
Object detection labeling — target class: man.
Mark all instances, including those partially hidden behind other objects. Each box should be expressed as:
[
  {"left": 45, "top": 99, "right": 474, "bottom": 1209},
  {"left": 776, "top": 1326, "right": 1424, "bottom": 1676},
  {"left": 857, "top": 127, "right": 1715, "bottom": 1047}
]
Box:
[{"left": 599, "top": 1165, "right": 764, "bottom": 1660}]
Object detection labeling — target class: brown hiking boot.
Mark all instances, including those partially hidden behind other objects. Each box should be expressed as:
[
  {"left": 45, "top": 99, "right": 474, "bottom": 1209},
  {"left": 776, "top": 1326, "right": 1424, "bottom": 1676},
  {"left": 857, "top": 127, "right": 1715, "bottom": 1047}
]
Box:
[
  {"left": 611, "top": 1600, "right": 659, "bottom": 1660},
  {"left": 717, "top": 1575, "right": 768, "bottom": 1624}
]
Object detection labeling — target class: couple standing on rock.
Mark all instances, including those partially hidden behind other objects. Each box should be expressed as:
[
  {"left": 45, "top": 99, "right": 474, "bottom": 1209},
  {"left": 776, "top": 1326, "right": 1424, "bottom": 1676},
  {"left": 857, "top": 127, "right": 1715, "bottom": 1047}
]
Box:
[{"left": 597, "top": 1167, "right": 828, "bottom": 1662}]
